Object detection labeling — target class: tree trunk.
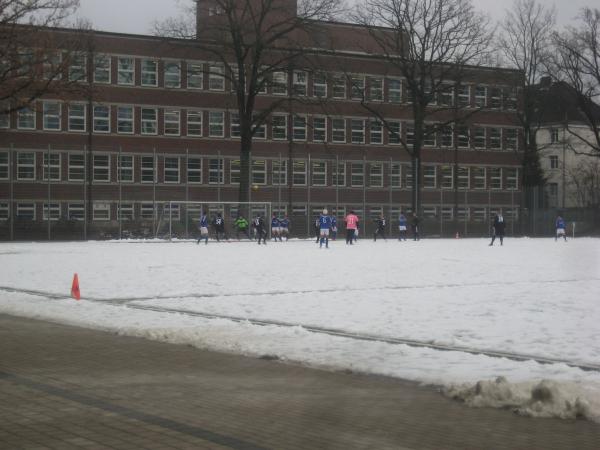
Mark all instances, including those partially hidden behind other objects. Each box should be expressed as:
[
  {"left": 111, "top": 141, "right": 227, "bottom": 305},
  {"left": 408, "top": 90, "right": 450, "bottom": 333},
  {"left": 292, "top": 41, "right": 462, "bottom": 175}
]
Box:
[{"left": 238, "top": 133, "right": 252, "bottom": 217}]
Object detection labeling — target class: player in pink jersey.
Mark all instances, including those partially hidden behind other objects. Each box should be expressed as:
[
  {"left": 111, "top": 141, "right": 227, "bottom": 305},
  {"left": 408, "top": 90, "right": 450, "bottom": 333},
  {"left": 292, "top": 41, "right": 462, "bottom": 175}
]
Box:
[{"left": 344, "top": 211, "right": 359, "bottom": 245}]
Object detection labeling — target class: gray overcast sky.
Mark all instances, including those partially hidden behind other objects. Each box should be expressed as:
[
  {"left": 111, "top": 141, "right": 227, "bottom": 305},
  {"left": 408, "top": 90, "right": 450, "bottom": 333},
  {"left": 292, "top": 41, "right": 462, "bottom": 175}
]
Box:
[{"left": 76, "top": 0, "right": 594, "bottom": 35}]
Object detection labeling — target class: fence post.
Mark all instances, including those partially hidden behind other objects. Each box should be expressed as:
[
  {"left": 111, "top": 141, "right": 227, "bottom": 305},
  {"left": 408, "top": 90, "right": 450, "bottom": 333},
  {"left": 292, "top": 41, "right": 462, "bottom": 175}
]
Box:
[{"left": 9, "top": 143, "right": 14, "bottom": 241}]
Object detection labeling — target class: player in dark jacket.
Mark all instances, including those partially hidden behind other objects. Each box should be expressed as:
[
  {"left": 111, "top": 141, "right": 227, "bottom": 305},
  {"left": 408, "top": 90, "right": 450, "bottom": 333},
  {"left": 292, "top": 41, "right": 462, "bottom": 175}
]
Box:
[
  {"left": 253, "top": 215, "right": 267, "bottom": 245},
  {"left": 212, "top": 214, "right": 226, "bottom": 242},
  {"left": 489, "top": 213, "right": 505, "bottom": 246},
  {"left": 373, "top": 214, "right": 386, "bottom": 241},
  {"left": 411, "top": 214, "right": 420, "bottom": 241}
]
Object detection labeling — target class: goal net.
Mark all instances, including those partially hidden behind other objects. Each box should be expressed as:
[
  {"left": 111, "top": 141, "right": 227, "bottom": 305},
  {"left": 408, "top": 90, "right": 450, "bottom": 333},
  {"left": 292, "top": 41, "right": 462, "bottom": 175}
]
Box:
[{"left": 155, "top": 201, "right": 272, "bottom": 241}]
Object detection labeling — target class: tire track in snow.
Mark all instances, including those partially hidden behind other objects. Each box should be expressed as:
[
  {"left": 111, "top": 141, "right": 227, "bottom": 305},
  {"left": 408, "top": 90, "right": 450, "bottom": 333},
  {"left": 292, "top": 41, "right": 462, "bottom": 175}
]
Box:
[{"left": 2, "top": 284, "right": 600, "bottom": 373}]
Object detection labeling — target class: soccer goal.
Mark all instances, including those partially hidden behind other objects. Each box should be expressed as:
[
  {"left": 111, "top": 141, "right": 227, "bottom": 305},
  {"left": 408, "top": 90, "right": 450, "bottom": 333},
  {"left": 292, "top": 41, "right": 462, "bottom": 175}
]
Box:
[{"left": 156, "top": 201, "right": 272, "bottom": 241}]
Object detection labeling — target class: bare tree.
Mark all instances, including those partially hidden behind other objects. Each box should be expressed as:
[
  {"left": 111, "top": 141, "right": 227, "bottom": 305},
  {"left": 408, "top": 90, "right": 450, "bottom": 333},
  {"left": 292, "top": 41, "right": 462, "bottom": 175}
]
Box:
[
  {"left": 498, "top": 0, "right": 556, "bottom": 190},
  {"left": 155, "top": 0, "right": 343, "bottom": 208},
  {"left": 0, "top": 0, "right": 82, "bottom": 117},
  {"left": 554, "top": 7, "right": 600, "bottom": 157},
  {"left": 566, "top": 159, "right": 600, "bottom": 208},
  {"left": 354, "top": 0, "right": 493, "bottom": 214}
]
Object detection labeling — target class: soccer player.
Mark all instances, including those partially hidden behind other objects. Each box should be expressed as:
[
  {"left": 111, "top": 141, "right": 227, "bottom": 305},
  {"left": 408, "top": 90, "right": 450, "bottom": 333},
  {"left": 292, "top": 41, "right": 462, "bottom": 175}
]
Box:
[
  {"left": 253, "top": 214, "right": 267, "bottom": 245},
  {"left": 314, "top": 216, "right": 321, "bottom": 243},
  {"left": 234, "top": 215, "right": 250, "bottom": 240},
  {"left": 212, "top": 213, "right": 226, "bottom": 242},
  {"left": 555, "top": 215, "right": 567, "bottom": 242},
  {"left": 489, "top": 213, "right": 505, "bottom": 246},
  {"left": 318, "top": 208, "right": 332, "bottom": 248},
  {"left": 398, "top": 212, "right": 408, "bottom": 241},
  {"left": 280, "top": 216, "right": 290, "bottom": 241},
  {"left": 331, "top": 215, "right": 338, "bottom": 240},
  {"left": 344, "top": 210, "right": 359, "bottom": 245},
  {"left": 374, "top": 214, "right": 386, "bottom": 241},
  {"left": 271, "top": 214, "right": 282, "bottom": 241},
  {"left": 197, "top": 210, "right": 209, "bottom": 245},
  {"left": 411, "top": 213, "right": 420, "bottom": 241}
]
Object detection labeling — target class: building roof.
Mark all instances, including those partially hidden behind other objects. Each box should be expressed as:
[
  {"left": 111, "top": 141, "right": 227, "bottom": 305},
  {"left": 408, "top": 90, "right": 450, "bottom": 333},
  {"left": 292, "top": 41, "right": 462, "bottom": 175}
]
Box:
[{"left": 533, "top": 79, "right": 600, "bottom": 126}]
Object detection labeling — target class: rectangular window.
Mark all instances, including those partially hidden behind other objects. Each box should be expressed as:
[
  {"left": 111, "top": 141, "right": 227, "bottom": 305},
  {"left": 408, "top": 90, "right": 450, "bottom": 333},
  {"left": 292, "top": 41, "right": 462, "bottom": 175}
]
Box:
[
  {"left": 140, "top": 203, "right": 155, "bottom": 220},
  {"left": 93, "top": 203, "right": 110, "bottom": 221},
  {"left": 68, "top": 203, "right": 84, "bottom": 220},
  {"left": 441, "top": 126, "right": 453, "bottom": 148},
  {"left": 293, "top": 71, "right": 307, "bottom": 96},
  {"left": 457, "top": 85, "right": 470, "bottom": 108},
  {"left": 117, "top": 57, "right": 134, "bottom": 85},
  {"left": 141, "top": 108, "right": 157, "bottom": 135},
  {"left": 369, "top": 163, "right": 383, "bottom": 187},
  {"left": 388, "top": 78, "right": 402, "bottom": 103},
  {"left": 504, "top": 88, "right": 518, "bottom": 110},
  {"left": 370, "top": 120, "right": 383, "bottom": 145},
  {"left": 505, "top": 128, "right": 518, "bottom": 150},
  {"left": 43, "top": 203, "right": 60, "bottom": 221},
  {"left": 43, "top": 102, "right": 61, "bottom": 130},
  {"left": 473, "top": 207, "right": 486, "bottom": 222},
  {"left": 457, "top": 126, "right": 470, "bottom": 148},
  {"left": 117, "top": 106, "right": 134, "bottom": 134},
  {"left": 441, "top": 166, "right": 453, "bottom": 189},
  {"left": 272, "top": 71, "right": 287, "bottom": 95},
  {"left": 0, "top": 102, "right": 9, "bottom": 129},
  {"left": 405, "top": 124, "right": 415, "bottom": 146},
  {"left": 423, "top": 165, "right": 436, "bottom": 188},
  {"left": 208, "top": 64, "right": 224, "bottom": 91},
  {"left": 439, "top": 86, "right": 454, "bottom": 106},
  {"left": 141, "top": 156, "right": 155, "bottom": 183},
  {"left": 473, "top": 167, "right": 486, "bottom": 189},
  {"left": 69, "top": 53, "right": 86, "bottom": 82},
  {"left": 93, "top": 105, "right": 110, "bottom": 133},
  {"left": 118, "top": 155, "right": 133, "bottom": 182},
  {"left": 252, "top": 160, "right": 267, "bottom": 185},
  {"left": 208, "top": 158, "right": 224, "bottom": 184},
  {"left": 313, "top": 117, "right": 326, "bottom": 142},
  {"left": 43, "top": 52, "right": 62, "bottom": 80},
  {"left": 293, "top": 160, "right": 306, "bottom": 185},
  {"left": 405, "top": 165, "right": 413, "bottom": 188},
  {"left": 43, "top": 153, "right": 61, "bottom": 181},
  {"left": 550, "top": 128, "right": 560, "bottom": 143},
  {"left": 458, "top": 166, "right": 470, "bottom": 189},
  {"left": 351, "top": 76, "right": 365, "bottom": 100},
  {"left": 388, "top": 121, "right": 401, "bottom": 145},
  {"left": 93, "top": 155, "right": 110, "bottom": 182},
  {"left": 164, "top": 109, "right": 180, "bottom": 136},
  {"left": 489, "top": 128, "right": 501, "bottom": 149},
  {"left": 187, "top": 110, "right": 203, "bottom": 136},
  {"left": 228, "top": 160, "right": 239, "bottom": 184},
  {"left": 332, "top": 118, "right": 346, "bottom": 143},
  {"left": 187, "top": 62, "right": 204, "bottom": 89},
  {"left": 293, "top": 116, "right": 307, "bottom": 141},
  {"left": 17, "top": 152, "right": 35, "bottom": 180},
  {"left": 17, "top": 107, "right": 35, "bottom": 130},
  {"left": 473, "top": 127, "right": 486, "bottom": 149},
  {"left": 230, "top": 113, "right": 240, "bottom": 138},
  {"left": 475, "top": 85, "right": 487, "bottom": 108},
  {"left": 164, "top": 61, "right": 181, "bottom": 88},
  {"left": 163, "top": 203, "right": 179, "bottom": 221},
  {"left": 0, "top": 152, "right": 8, "bottom": 179},
  {"left": 312, "top": 161, "right": 327, "bottom": 186},
  {"left": 351, "top": 119, "right": 365, "bottom": 144},
  {"left": 456, "top": 207, "right": 469, "bottom": 222},
  {"left": 118, "top": 203, "right": 134, "bottom": 221},
  {"left": 313, "top": 72, "right": 327, "bottom": 98},
  {"left": 441, "top": 207, "right": 453, "bottom": 221},
  {"left": 549, "top": 155, "right": 559, "bottom": 169},
  {"left": 369, "top": 77, "right": 383, "bottom": 101},
  {"left": 332, "top": 162, "right": 346, "bottom": 186},
  {"left": 332, "top": 74, "right": 346, "bottom": 99},
  {"left": 141, "top": 59, "right": 158, "bottom": 86},
  {"left": 94, "top": 54, "right": 111, "bottom": 83},
  {"left": 506, "top": 167, "right": 518, "bottom": 190},
  {"left": 272, "top": 114, "right": 287, "bottom": 140},
  {"left": 351, "top": 162, "right": 364, "bottom": 187},
  {"left": 68, "top": 154, "right": 85, "bottom": 181},
  {"left": 17, "top": 203, "right": 35, "bottom": 220},
  {"left": 489, "top": 87, "right": 502, "bottom": 109},
  {"left": 272, "top": 160, "right": 287, "bottom": 185},
  {"left": 208, "top": 111, "right": 224, "bottom": 137},
  {"left": 423, "top": 125, "right": 436, "bottom": 147},
  {"left": 164, "top": 157, "right": 179, "bottom": 183},
  {"left": 253, "top": 115, "right": 266, "bottom": 139},
  {"left": 68, "top": 104, "right": 86, "bottom": 132},
  {"left": 187, "top": 157, "right": 202, "bottom": 183},
  {"left": 490, "top": 167, "right": 502, "bottom": 189},
  {"left": 391, "top": 163, "right": 401, "bottom": 188}
]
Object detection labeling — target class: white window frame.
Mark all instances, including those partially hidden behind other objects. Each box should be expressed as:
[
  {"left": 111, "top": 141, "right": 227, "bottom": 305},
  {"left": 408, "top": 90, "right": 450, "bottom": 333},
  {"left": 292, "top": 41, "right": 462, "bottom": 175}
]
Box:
[
  {"left": 388, "top": 78, "right": 402, "bottom": 103},
  {"left": 93, "top": 105, "right": 110, "bottom": 133},
  {"left": 369, "top": 77, "right": 383, "bottom": 101},
  {"left": 230, "top": 112, "right": 240, "bottom": 138},
  {"left": 208, "top": 158, "right": 224, "bottom": 184},
  {"left": 458, "top": 166, "right": 470, "bottom": 189},
  {"left": 490, "top": 167, "right": 502, "bottom": 190},
  {"left": 333, "top": 162, "right": 346, "bottom": 187},
  {"left": 423, "top": 165, "right": 436, "bottom": 189},
  {"left": 293, "top": 71, "right": 307, "bottom": 96},
  {"left": 313, "top": 116, "right": 327, "bottom": 142},
  {"left": 370, "top": 120, "right": 383, "bottom": 145},
  {"left": 187, "top": 157, "right": 202, "bottom": 183},
  {"left": 351, "top": 75, "right": 365, "bottom": 100},
  {"left": 164, "top": 109, "right": 181, "bottom": 136},
  {"left": 141, "top": 59, "right": 158, "bottom": 87},
  {"left": 293, "top": 115, "right": 307, "bottom": 141},
  {"left": 93, "top": 154, "right": 110, "bottom": 182},
  {"left": 208, "top": 111, "right": 224, "bottom": 137},
  {"left": 473, "top": 127, "right": 486, "bottom": 149},
  {"left": 369, "top": 163, "right": 383, "bottom": 187},
  {"left": 187, "top": 110, "right": 203, "bottom": 137},
  {"left": 272, "top": 160, "right": 287, "bottom": 185},
  {"left": 351, "top": 162, "right": 364, "bottom": 187},
  {"left": 118, "top": 155, "right": 134, "bottom": 183},
  {"left": 68, "top": 154, "right": 85, "bottom": 181},
  {"left": 17, "top": 203, "right": 36, "bottom": 220},
  {"left": 506, "top": 167, "right": 519, "bottom": 190},
  {"left": 332, "top": 74, "right": 346, "bottom": 99},
  {"left": 43, "top": 203, "right": 61, "bottom": 221},
  {"left": 388, "top": 121, "right": 401, "bottom": 145},
  {"left": 271, "top": 71, "right": 287, "bottom": 95},
  {"left": 17, "top": 107, "right": 35, "bottom": 130},
  {"left": 208, "top": 64, "right": 225, "bottom": 91},
  {"left": 272, "top": 114, "right": 287, "bottom": 140},
  {"left": 441, "top": 166, "right": 453, "bottom": 189},
  {"left": 69, "top": 53, "right": 86, "bottom": 82},
  {"left": 0, "top": 152, "right": 8, "bottom": 180},
  {"left": 187, "top": 62, "right": 204, "bottom": 89},
  {"left": 390, "top": 163, "right": 401, "bottom": 188},
  {"left": 164, "top": 61, "right": 181, "bottom": 88},
  {"left": 68, "top": 203, "right": 85, "bottom": 221},
  {"left": 311, "top": 161, "right": 327, "bottom": 186},
  {"left": 164, "top": 157, "right": 180, "bottom": 183},
  {"left": 293, "top": 160, "right": 307, "bottom": 186},
  {"left": 332, "top": 118, "right": 346, "bottom": 143},
  {"left": 17, "top": 152, "right": 35, "bottom": 180},
  {"left": 43, "top": 153, "right": 61, "bottom": 181},
  {"left": 68, "top": 104, "right": 86, "bottom": 132},
  {"left": 252, "top": 159, "right": 267, "bottom": 185},
  {"left": 43, "top": 101, "right": 61, "bottom": 131},
  {"left": 94, "top": 54, "right": 111, "bottom": 84},
  {"left": 473, "top": 167, "right": 486, "bottom": 189},
  {"left": 489, "top": 128, "right": 502, "bottom": 150},
  {"left": 93, "top": 202, "right": 111, "bottom": 221},
  {"left": 313, "top": 72, "right": 327, "bottom": 98},
  {"left": 118, "top": 203, "right": 135, "bottom": 221},
  {"left": 117, "top": 106, "right": 134, "bottom": 134},
  {"left": 141, "top": 108, "right": 158, "bottom": 135},
  {"left": 351, "top": 119, "right": 365, "bottom": 144},
  {"left": 141, "top": 156, "right": 155, "bottom": 183},
  {"left": 475, "top": 85, "right": 487, "bottom": 108},
  {"left": 117, "top": 57, "right": 135, "bottom": 85}
]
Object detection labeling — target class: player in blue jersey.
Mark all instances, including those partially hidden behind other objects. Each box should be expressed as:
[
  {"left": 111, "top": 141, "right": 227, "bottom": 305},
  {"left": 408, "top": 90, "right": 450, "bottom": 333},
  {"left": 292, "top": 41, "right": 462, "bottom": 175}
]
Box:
[
  {"left": 271, "top": 214, "right": 282, "bottom": 241},
  {"left": 196, "top": 211, "right": 209, "bottom": 245},
  {"left": 331, "top": 216, "right": 338, "bottom": 240},
  {"left": 318, "top": 208, "right": 332, "bottom": 248},
  {"left": 398, "top": 213, "right": 408, "bottom": 241},
  {"left": 555, "top": 215, "right": 567, "bottom": 242},
  {"left": 280, "top": 216, "right": 290, "bottom": 241}
]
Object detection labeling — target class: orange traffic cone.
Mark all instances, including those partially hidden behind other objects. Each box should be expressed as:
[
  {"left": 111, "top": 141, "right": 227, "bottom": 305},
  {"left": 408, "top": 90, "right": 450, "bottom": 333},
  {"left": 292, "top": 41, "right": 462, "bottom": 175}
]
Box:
[{"left": 71, "top": 273, "right": 81, "bottom": 300}]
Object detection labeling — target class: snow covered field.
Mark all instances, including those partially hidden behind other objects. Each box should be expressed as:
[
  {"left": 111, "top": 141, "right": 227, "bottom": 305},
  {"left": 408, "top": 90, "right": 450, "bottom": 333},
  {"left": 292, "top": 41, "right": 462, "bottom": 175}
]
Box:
[{"left": 1, "top": 237, "right": 599, "bottom": 422}]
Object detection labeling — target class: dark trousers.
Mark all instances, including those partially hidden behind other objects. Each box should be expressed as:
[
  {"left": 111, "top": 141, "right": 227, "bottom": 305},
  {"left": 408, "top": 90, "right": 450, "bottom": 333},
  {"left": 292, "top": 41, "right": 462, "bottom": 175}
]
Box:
[
  {"left": 256, "top": 227, "right": 267, "bottom": 244},
  {"left": 490, "top": 233, "right": 504, "bottom": 246},
  {"left": 236, "top": 228, "right": 250, "bottom": 240},
  {"left": 346, "top": 229, "right": 355, "bottom": 244},
  {"left": 374, "top": 228, "right": 386, "bottom": 241},
  {"left": 412, "top": 226, "right": 419, "bottom": 241}
]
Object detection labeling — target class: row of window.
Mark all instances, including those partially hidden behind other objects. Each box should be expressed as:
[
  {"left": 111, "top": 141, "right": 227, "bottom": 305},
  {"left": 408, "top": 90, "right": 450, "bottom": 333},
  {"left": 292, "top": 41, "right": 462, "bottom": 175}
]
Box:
[
  {"left": 0, "top": 201, "right": 519, "bottom": 223},
  {"left": 35, "top": 51, "right": 518, "bottom": 108},
  {"left": 2, "top": 102, "right": 520, "bottom": 150},
  {"left": 1, "top": 152, "right": 520, "bottom": 190}
]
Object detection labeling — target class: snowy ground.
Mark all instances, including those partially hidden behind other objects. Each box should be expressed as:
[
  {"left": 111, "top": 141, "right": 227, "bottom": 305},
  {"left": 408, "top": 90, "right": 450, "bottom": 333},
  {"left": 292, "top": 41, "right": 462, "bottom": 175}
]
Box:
[{"left": 1, "top": 237, "right": 599, "bottom": 422}]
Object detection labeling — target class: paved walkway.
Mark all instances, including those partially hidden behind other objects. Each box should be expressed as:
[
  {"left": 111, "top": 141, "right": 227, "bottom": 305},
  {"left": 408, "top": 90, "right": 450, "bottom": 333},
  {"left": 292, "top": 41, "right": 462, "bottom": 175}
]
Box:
[{"left": 1, "top": 314, "right": 598, "bottom": 450}]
